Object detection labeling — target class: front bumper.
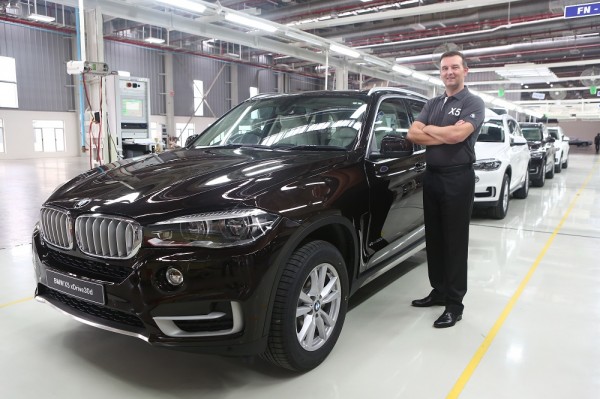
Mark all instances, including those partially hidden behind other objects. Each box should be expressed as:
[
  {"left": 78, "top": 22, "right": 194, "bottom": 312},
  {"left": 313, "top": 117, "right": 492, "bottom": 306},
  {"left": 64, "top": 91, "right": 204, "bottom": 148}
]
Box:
[
  {"left": 473, "top": 167, "right": 505, "bottom": 205},
  {"left": 528, "top": 157, "right": 544, "bottom": 180},
  {"left": 32, "top": 225, "right": 289, "bottom": 355}
]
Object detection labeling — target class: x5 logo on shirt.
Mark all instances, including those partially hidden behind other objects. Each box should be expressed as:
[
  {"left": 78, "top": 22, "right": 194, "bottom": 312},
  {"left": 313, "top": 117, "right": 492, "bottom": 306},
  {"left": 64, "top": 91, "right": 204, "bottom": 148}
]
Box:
[{"left": 448, "top": 107, "right": 461, "bottom": 116}]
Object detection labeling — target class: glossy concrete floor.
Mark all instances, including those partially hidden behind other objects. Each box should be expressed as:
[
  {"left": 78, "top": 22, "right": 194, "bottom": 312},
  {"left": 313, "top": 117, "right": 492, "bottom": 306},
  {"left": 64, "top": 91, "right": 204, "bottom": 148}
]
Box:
[{"left": 1, "top": 150, "right": 599, "bottom": 399}]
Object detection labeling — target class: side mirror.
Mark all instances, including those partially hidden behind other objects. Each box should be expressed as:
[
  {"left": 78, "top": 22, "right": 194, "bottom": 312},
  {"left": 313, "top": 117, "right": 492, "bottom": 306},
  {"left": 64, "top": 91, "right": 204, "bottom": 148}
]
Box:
[
  {"left": 380, "top": 135, "right": 413, "bottom": 157},
  {"left": 185, "top": 134, "right": 200, "bottom": 148},
  {"left": 510, "top": 136, "right": 528, "bottom": 146}
]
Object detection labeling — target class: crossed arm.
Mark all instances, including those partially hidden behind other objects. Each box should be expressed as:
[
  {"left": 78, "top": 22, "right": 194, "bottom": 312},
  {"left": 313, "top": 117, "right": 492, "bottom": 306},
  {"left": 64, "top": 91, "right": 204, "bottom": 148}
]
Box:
[{"left": 407, "top": 119, "right": 474, "bottom": 146}]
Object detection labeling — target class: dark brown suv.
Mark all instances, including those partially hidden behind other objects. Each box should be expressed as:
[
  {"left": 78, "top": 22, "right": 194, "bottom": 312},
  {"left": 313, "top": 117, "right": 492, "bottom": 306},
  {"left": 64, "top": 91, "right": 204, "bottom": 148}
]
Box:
[{"left": 33, "top": 88, "right": 427, "bottom": 371}]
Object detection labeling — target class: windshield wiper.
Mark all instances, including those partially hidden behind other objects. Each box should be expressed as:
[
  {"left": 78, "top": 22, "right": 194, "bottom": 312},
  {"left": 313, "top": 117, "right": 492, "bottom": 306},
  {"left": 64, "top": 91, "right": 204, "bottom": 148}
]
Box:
[{"left": 283, "top": 145, "right": 347, "bottom": 151}]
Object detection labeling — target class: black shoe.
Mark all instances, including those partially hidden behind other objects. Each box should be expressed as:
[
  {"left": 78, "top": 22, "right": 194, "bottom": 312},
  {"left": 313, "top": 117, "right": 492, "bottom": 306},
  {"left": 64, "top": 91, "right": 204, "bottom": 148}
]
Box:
[
  {"left": 411, "top": 294, "right": 445, "bottom": 307},
  {"left": 433, "top": 311, "right": 462, "bottom": 328}
]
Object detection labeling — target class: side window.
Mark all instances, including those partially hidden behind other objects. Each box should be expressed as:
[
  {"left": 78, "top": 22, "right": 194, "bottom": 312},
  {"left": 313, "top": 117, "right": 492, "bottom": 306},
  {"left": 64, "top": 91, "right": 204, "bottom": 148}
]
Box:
[
  {"left": 407, "top": 99, "right": 425, "bottom": 122},
  {"left": 508, "top": 120, "right": 522, "bottom": 136},
  {"left": 369, "top": 97, "right": 411, "bottom": 155},
  {"left": 406, "top": 99, "right": 426, "bottom": 151}
]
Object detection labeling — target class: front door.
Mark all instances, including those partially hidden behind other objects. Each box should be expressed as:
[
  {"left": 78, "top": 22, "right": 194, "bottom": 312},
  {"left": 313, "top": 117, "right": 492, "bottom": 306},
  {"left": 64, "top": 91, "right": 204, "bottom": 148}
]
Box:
[{"left": 363, "top": 97, "right": 425, "bottom": 271}]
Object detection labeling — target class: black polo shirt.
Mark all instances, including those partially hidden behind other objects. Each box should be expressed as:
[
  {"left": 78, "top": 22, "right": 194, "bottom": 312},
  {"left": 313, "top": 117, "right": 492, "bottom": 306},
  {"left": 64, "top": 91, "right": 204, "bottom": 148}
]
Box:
[{"left": 415, "top": 87, "right": 485, "bottom": 167}]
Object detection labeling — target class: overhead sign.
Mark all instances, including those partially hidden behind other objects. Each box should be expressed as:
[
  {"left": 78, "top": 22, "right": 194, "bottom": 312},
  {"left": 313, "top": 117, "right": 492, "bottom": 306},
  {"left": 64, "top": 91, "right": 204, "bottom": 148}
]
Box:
[
  {"left": 532, "top": 92, "right": 546, "bottom": 100},
  {"left": 564, "top": 2, "right": 600, "bottom": 18}
]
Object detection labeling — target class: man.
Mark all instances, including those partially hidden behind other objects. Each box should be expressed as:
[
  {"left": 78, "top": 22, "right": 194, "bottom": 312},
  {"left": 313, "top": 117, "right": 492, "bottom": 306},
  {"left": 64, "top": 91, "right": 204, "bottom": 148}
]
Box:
[
  {"left": 594, "top": 133, "right": 600, "bottom": 154},
  {"left": 407, "top": 51, "right": 485, "bottom": 328}
]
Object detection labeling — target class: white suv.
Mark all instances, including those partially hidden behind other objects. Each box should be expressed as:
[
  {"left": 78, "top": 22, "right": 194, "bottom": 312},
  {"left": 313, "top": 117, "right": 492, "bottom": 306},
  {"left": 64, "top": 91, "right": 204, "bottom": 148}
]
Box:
[
  {"left": 473, "top": 112, "right": 530, "bottom": 219},
  {"left": 546, "top": 126, "right": 570, "bottom": 172}
]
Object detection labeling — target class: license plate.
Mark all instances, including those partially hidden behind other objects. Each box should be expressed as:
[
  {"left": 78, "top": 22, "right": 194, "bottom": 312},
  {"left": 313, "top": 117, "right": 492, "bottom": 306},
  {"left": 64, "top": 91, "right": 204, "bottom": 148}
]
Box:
[{"left": 46, "top": 270, "right": 105, "bottom": 305}]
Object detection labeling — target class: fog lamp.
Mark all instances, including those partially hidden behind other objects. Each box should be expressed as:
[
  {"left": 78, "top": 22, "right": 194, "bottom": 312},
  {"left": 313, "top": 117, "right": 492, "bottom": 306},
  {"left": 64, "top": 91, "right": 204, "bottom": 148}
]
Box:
[{"left": 166, "top": 267, "right": 184, "bottom": 286}]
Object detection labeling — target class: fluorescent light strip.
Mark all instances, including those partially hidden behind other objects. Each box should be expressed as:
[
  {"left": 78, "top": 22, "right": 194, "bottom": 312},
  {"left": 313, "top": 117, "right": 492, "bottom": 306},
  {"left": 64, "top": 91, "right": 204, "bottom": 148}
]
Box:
[
  {"left": 157, "top": 0, "right": 206, "bottom": 14},
  {"left": 284, "top": 30, "right": 323, "bottom": 47},
  {"left": 28, "top": 13, "right": 55, "bottom": 22},
  {"left": 411, "top": 71, "right": 431, "bottom": 81},
  {"left": 364, "top": 55, "right": 389, "bottom": 68},
  {"left": 145, "top": 37, "right": 165, "bottom": 44},
  {"left": 330, "top": 44, "right": 360, "bottom": 58},
  {"left": 225, "top": 13, "right": 278, "bottom": 33},
  {"left": 392, "top": 64, "right": 413, "bottom": 76}
]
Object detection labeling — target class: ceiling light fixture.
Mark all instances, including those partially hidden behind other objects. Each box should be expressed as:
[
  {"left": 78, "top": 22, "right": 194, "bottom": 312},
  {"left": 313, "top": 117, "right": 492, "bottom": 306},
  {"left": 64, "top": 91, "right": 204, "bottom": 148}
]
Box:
[
  {"left": 225, "top": 13, "right": 278, "bottom": 33},
  {"left": 495, "top": 63, "right": 558, "bottom": 84},
  {"left": 144, "top": 37, "right": 165, "bottom": 44},
  {"left": 364, "top": 55, "right": 389, "bottom": 68},
  {"left": 329, "top": 44, "right": 360, "bottom": 58},
  {"left": 157, "top": 0, "right": 206, "bottom": 14},
  {"left": 284, "top": 30, "right": 323, "bottom": 47},
  {"left": 392, "top": 64, "right": 413, "bottom": 76},
  {"left": 411, "top": 71, "right": 431, "bottom": 81},
  {"left": 28, "top": 13, "right": 55, "bottom": 22}
]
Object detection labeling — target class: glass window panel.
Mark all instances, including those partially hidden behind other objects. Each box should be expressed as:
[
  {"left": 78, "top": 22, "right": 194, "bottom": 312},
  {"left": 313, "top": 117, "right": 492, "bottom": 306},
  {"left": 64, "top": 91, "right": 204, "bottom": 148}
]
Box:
[
  {"left": 55, "top": 128, "right": 65, "bottom": 151},
  {"left": 193, "top": 80, "right": 204, "bottom": 117},
  {"left": 34, "top": 128, "right": 43, "bottom": 152},
  {"left": 0, "top": 82, "right": 18, "bottom": 108},
  {"left": 0, "top": 120, "right": 4, "bottom": 153},
  {"left": 0, "top": 56, "right": 17, "bottom": 82},
  {"left": 42, "top": 128, "right": 56, "bottom": 152},
  {"left": 32, "top": 120, "right": 65, "bottom": 152}
]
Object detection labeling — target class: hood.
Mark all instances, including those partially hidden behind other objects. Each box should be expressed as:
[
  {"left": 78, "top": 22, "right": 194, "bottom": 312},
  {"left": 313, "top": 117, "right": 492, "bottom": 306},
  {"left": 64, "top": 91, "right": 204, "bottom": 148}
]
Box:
[
  {"left": 474, "top": 142, "right": 505, "bottom": 160},
  {"left": 45, "top": 148, "right": 347, "bottom": 223}
]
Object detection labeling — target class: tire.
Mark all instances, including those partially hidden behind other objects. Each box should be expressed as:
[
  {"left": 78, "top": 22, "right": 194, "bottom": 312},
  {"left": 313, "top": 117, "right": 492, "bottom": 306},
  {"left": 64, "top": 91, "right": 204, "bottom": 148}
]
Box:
[
  {"left": 554, "top": 158, "right": 562, "bottom": 173},
  {"left": 533, "top": 165, "right": 545, "bottom": 187},
  {"left": 546, "top": 160, "right": 555, "bottom": 179},
  {"left": 514, "top": 170, "right": 529, "bottom": 199},
  {"left": 562, "top": 156, "right": 568, "bottom": 169},
  {"left": 262, "top": 240, "right": 349, "bottom": 371},
  {"left": 490, "top": 174, "right": 510, "bottom": 219}
]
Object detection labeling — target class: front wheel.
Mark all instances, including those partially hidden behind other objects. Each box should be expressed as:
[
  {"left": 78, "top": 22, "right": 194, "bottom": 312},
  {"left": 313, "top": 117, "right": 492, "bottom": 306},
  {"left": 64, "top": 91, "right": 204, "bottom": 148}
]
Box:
[
  {"left": 262, "top": 240, "right": 349, "bottom": 371},
  {"left": 554, "top": 159, "right": 562, "bottom": 173},
  {"left": 514, "top": 170, "right": 529, "bottom": 199},
  {"left": 562, "top": 156, "right": 568, "bottom": 169},
  {"left": 490, "top": 174, "right": 510, "bottom": 219}
]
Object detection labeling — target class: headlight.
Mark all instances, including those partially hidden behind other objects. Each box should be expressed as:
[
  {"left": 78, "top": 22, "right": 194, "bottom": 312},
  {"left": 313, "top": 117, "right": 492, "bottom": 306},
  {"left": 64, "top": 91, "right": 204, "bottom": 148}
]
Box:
[
  {"left": 146, "top": 209, "right": 279, "bottom": 248},
  {"left": 473, "top": 158, "right": 502, "bottom": 171},
  {"left": 530, "top": 151, "right": 544, "bottom": 159}
]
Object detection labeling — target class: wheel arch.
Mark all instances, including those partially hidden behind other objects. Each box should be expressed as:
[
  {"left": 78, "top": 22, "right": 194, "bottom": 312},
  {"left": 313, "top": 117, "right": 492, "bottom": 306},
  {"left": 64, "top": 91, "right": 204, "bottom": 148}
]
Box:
[{"left": 261, "top": 214, "right": 358, "bottom": 336}]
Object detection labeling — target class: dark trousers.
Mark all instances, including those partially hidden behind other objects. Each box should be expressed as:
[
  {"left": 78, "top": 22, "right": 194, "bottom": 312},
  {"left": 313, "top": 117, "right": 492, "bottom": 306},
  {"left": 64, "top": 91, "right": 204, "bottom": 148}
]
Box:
[{"left": 423, "top": 167, "right": 475, "bottom": 313}]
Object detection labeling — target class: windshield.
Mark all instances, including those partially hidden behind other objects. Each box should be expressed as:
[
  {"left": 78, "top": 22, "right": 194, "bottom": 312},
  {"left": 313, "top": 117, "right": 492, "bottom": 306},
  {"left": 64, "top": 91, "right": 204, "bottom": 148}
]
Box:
[
  {"left": 477, "top": 121, "right": 504, "bottom": 142},
  {"left": 547, "top": 128, "right": 559, "bottom": 140},
  {"left": 188, "top": 95, "right": 367, "bottom": 149},
  {"left": 521, "top": 127, "right": 543, "bottom": 141}
]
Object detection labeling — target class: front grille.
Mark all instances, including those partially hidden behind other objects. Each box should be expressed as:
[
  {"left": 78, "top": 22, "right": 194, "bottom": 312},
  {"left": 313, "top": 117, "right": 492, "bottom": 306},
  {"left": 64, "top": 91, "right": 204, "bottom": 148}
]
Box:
[
  {"left": 75, "top": 215, "right": 142, "bottom": 259},
  {"left": 47, "top": 250, "right": 132, "bottom": 283},
  {"left": 42, "top": 286, "right": 144, "bottom": 329},
  {"left": 40, "top": 207, "right": 73, "bottom": 249}
]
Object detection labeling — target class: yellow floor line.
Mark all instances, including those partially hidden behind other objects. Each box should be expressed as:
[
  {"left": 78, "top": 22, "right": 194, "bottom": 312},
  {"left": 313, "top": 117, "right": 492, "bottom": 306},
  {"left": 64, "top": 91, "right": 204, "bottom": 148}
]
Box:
[
  {"left": 447, "top": 158, "right": 599, "bottom": 399},
  {"left": 0, "top": 296, "right": 34, "bottom": 309}
]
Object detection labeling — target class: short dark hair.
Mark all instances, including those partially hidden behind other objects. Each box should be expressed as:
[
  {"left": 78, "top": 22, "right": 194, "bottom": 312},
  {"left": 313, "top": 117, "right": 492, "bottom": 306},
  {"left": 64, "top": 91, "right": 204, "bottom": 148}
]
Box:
[{"left": 440, "top": 50, "right": 467, "bottom": 68}]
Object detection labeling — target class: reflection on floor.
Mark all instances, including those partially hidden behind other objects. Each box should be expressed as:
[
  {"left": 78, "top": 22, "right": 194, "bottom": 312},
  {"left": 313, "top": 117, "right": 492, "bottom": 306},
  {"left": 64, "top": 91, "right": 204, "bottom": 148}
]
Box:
[{"left": 1, "top": 152, "right": 599, "bottom": 399}]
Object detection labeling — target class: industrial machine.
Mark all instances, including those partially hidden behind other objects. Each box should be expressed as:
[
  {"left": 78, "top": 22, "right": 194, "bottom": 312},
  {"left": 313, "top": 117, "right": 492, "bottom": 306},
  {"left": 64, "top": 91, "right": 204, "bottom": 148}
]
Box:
[{"left": 105, "top": 75, "right": 153, "bottom": 160}]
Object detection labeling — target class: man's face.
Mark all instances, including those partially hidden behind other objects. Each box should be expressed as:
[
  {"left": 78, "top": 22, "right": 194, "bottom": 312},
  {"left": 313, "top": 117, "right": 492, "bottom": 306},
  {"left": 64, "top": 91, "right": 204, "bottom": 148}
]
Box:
[{"left": 440, "top": 55, "right": 468, "bottom": 92}]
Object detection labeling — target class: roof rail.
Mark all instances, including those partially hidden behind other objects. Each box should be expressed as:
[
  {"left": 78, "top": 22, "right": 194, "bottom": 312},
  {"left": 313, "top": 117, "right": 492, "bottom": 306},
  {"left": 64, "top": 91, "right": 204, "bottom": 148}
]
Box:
[{"left": 366, "top": 86, "right": 428, "bottom": 99}]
